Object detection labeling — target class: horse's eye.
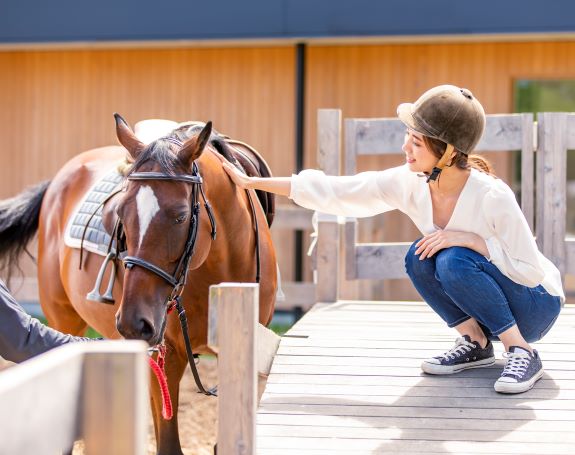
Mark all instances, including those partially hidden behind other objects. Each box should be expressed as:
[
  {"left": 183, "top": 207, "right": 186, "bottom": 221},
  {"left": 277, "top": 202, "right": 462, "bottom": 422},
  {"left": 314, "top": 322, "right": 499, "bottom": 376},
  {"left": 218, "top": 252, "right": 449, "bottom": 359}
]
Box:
[{"left": 175, "top": 214, "right": 187, "bottom": 224}]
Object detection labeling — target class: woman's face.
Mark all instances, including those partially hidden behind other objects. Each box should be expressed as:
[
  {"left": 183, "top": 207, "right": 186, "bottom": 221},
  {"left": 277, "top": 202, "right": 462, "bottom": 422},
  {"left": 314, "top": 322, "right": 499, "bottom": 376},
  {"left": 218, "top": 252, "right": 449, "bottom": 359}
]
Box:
[{"left": 402, "top": 129, "right": 437, "bottom": 173}]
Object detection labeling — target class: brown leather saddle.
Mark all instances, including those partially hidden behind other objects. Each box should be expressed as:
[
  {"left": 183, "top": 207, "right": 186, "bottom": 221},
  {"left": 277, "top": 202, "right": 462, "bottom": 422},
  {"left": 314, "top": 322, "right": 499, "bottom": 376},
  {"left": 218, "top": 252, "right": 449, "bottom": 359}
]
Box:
[{"left": 176, "top": 122, "right": 276, "bottom": 227}]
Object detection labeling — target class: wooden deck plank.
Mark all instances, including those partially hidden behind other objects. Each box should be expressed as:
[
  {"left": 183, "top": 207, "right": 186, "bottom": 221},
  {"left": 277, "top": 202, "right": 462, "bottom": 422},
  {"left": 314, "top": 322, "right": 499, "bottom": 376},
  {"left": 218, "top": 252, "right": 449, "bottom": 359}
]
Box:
[
  {"left": 268, "top": 364, "right": 575, "bottom": 378},
  {"left": 257, "top": 302, "right": 575, "bottom": 454},
  {"left": 256, "top": 436, "right": 575, "bottom": 454},
  {"left": 257, "top": 414, "right": 575, "bottom": 431},
  {"left": 259, "top": 403, "right": 575, "bottom": 420},
  {"left": 260, "top": 394, "right": 575, "bottom": 410},
  {"left": 263, "top": 383, "right": 575, "bottom": 399},
  {"left": 276, "top": 345, "right": 575, "bottom": 358},
  {"left": 257, "top": 424, "right": 575, "bottom": 442},
  {"left": 271, "top": 355, "right": 575, "bottom": 368}
]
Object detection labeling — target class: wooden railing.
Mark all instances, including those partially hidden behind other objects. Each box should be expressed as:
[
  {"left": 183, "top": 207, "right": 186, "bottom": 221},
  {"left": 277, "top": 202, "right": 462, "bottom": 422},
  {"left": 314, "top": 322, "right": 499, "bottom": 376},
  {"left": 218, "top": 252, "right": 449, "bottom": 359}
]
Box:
[
  {"left": 0, "top": 341, "right": 148, "bottom": 455},
  {"left": 208, "top": 283, "right": 280, "bottom": 455},
  {"left": 271, "top": 205, "right": 315, "bottom": 312}
]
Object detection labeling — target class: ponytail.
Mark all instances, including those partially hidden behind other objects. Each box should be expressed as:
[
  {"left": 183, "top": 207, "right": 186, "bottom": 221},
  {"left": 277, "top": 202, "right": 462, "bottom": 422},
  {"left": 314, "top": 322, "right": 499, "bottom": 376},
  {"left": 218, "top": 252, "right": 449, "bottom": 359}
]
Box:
[{"left": 467, "top": 154, "right": 494, "bottom": 176}]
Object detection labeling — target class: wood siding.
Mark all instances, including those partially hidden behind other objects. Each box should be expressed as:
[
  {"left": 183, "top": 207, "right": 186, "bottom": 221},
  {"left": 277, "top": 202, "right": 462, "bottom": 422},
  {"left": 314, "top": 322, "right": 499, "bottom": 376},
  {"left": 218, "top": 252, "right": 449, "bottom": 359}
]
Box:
[
  {"left": 0, "top": 47, "right": 298, "bottom": 289},
  {"left": 2, "top": 40, "right": 575, "bottom": 301}
]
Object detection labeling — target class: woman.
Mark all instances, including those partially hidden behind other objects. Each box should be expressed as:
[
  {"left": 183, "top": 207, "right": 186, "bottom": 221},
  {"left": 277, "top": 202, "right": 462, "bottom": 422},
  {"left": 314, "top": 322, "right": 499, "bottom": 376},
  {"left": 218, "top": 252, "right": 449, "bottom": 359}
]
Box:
[
  {"left": 223, "top": 85, "right": 563, "bottom": 394},
  {"left": 0, "top": 280, "right": 94, "bottom": 363}
]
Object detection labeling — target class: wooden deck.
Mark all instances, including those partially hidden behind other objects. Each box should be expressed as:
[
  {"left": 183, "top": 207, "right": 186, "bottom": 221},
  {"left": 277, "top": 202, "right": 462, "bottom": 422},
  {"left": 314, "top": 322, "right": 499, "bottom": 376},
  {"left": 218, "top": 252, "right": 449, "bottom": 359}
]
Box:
[{"left": 257, "top": 301, "right": 575, "bottom": 455}]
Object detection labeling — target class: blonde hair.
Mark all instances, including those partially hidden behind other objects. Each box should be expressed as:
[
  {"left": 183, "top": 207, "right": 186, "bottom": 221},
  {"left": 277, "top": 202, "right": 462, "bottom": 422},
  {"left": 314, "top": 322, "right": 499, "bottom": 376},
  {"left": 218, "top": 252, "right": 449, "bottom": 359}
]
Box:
[{"left": 422, "top": 136, "right": 495, "bottom": 176}]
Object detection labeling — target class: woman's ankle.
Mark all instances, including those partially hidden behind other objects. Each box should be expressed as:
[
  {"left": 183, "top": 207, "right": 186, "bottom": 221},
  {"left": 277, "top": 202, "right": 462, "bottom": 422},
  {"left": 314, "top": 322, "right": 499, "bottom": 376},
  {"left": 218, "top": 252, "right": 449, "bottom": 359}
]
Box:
[{"left": 471, "top": 334, "right": 488, "bottom": 349}]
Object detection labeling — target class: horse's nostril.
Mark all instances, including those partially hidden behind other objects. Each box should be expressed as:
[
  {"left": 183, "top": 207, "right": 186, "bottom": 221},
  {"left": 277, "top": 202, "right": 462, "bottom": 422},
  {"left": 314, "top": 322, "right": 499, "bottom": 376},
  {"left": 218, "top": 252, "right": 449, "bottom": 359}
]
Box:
[{"left": 139, "top": 318, "right": 155, "bottom": 341}]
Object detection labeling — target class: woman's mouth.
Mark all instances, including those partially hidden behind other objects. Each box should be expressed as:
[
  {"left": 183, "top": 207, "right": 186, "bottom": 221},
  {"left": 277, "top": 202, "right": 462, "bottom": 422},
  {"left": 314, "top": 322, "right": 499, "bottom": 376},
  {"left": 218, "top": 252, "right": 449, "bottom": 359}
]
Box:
[{"left": 406, "top": 157, "right": 415, "bottom": 164}]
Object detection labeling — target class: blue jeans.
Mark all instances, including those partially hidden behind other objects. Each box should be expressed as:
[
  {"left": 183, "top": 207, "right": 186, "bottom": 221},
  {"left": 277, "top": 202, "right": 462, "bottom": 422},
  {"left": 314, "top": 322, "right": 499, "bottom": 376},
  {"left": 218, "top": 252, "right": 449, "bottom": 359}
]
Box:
[{"left": 404, "top": 240, "right": 561, "bottom": 343}]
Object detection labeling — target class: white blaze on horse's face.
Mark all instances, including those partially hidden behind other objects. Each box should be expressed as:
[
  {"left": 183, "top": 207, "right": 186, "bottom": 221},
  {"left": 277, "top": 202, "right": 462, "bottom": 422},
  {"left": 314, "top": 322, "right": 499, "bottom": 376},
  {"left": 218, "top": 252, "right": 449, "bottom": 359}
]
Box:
[{"left": 136, "top": 185, "right": 160, "bottom": 248}]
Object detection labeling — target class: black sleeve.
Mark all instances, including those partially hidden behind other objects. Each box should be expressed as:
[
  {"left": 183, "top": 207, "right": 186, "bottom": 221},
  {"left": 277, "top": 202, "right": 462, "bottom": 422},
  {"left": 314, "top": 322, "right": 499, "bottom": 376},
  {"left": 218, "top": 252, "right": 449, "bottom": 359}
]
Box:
[{"left": 0, "top": 281, "right": 79, "bottom": 363}]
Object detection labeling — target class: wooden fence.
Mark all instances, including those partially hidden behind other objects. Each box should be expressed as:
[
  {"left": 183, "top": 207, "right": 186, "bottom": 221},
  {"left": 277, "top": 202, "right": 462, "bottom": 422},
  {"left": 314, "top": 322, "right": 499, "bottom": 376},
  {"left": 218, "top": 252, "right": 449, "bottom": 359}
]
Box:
[
  {"left": 0, "top": 341, "right": 148, "bottom": 455},
  {"left": 208, "top": 283, "right": 280, "bottom": 455}
]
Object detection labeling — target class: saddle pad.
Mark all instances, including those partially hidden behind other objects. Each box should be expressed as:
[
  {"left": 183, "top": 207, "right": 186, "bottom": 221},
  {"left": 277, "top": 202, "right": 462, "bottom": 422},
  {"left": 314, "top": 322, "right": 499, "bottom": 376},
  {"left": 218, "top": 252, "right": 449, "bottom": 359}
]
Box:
[{"left": 64, "top": 169, "right": 124, "bottom": 257}]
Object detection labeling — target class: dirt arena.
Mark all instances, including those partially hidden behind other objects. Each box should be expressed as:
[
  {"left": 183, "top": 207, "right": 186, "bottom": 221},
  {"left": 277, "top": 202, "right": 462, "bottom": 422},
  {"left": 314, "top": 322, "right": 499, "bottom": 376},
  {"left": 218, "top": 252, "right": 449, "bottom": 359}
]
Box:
[{"left": 0, "top": 356, "right": 219, "bottom": 455}]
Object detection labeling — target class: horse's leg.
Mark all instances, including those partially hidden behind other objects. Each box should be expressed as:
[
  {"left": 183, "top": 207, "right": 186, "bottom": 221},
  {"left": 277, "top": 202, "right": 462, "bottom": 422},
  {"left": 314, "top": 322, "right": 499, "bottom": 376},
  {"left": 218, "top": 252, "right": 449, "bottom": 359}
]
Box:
[
  {"left": 38, "top": 256, "right": 87, "bottom": 335},
  {"left": 152, "top": 342, "right": 187, "bottom": 455},
  {"left": 149, "top": 391, "right": 161, "bottom": 452}
]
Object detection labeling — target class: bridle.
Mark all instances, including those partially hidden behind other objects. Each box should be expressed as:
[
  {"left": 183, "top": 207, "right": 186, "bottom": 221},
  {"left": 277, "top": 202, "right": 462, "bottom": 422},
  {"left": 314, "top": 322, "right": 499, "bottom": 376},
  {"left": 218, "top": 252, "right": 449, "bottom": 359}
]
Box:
[{"left": 122, "top": 162, "right": 216, "bottom": 306}]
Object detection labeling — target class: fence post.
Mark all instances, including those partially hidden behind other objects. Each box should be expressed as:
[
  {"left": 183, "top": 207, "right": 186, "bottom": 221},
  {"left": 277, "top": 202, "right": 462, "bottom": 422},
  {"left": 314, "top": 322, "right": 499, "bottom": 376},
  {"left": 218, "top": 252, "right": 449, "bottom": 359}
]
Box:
[
  {"left": 208, "top": 283, "right": 258, "bottom": 455},
  {"left": 536, "top": 112, "right": 567, "bottom": 276},
  {"left": 82, "top": 342, "right": 149, "bottom": 455},
  {"left": 316, "top": 109, "right": 341, "bottom": 303},
  {"left": 0, "top": 341, "right": 148, "bottom": 455}
]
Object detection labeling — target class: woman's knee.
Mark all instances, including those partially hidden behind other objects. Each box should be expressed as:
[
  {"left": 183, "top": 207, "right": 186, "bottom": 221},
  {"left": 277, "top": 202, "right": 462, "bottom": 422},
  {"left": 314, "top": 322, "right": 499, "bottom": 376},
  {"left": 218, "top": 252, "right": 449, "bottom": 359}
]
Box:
[
  {"left": 435, "top": 247, "right": 480, "bottom": 283},
  {"left": 405, "top": 238, "right": 435, "bottom": 278}
]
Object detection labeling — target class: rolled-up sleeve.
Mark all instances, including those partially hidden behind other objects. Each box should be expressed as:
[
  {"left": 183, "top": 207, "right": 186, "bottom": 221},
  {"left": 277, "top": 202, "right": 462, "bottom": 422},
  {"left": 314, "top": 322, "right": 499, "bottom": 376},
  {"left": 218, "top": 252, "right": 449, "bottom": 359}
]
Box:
[
  {"left": 483, "top": 184, "right": 545, "bottom": 288},
  {"left": 289, "top": 165, "right": 410, "bottom": 218}
]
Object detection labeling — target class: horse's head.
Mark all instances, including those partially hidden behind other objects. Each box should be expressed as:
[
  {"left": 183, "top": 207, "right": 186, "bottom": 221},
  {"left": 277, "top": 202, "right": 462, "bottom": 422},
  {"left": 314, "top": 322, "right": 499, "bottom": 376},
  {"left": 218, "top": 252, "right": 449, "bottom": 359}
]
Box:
[{"left": 111, "top": 114, "right": 215, "bottom": 345}]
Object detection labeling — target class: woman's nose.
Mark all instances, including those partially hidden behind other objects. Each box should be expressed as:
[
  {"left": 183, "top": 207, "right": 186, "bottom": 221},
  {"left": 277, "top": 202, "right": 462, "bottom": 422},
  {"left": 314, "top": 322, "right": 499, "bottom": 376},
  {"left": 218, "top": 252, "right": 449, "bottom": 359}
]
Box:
[{"left": 402, "top": 139, "right": 410, "bottom": 154}]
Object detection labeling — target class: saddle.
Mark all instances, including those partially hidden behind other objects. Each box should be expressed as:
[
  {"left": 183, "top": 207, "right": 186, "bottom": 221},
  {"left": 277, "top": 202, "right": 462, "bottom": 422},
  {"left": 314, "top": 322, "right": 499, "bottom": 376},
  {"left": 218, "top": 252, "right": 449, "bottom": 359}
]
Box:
[{"left": 176, "top": 120, "right": 275, "bottom": 227}]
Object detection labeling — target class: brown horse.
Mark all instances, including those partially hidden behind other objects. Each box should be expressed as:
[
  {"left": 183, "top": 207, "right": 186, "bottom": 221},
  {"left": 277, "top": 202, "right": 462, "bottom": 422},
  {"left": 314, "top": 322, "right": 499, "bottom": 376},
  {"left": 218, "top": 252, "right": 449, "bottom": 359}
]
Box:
[{"left": 0, "top": 116, "right": 277, "bottom": 454}]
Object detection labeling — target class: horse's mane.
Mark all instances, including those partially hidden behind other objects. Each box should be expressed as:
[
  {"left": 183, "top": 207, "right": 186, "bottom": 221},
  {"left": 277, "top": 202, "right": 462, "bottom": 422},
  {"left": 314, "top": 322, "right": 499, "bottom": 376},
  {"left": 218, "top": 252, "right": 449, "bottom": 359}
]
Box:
[{"left": 120, "top": 124, "right": 238, "bottom": 177}]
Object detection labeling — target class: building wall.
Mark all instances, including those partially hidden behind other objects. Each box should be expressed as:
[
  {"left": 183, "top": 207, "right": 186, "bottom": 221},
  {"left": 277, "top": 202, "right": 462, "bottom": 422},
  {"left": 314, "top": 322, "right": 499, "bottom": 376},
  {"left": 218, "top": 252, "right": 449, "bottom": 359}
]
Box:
[
  {"left": 0, "top": 46, "right": 298, "bottom": 294},
  {"left": 3, "top": 40, "right": 575, "bottom": 301}
]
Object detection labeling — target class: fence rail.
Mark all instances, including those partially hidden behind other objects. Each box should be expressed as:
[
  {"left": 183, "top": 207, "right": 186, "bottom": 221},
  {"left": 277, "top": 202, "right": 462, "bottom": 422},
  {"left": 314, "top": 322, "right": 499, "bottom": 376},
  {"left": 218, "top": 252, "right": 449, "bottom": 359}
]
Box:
[{"left": 0, "top": 341, "right": 148, "bottom": 455}]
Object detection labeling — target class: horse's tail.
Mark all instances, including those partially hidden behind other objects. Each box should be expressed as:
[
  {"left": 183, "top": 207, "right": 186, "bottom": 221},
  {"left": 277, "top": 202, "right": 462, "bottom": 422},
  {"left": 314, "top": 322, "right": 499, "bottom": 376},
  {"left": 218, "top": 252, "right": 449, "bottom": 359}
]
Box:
[{"left": 0, "top": 180, "right": 50, "bottom": 280}]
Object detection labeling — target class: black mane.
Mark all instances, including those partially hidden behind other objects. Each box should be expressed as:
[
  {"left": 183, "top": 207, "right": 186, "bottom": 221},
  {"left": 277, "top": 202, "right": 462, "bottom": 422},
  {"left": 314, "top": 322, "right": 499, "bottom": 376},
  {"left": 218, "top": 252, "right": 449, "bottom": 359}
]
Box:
[{"left": 127, "top": 123, "right": 235, "bottom": 175}]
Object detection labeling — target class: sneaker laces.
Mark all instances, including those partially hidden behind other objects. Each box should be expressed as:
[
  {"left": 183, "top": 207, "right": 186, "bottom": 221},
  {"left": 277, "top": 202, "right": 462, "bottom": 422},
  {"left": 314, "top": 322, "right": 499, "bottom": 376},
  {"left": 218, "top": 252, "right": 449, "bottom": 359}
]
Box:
[
  {"left": 501, "top": 351, "right": 531, "bottom": 378},
  {"left": 440, "top": 337, "right": 476, "bottom": 361}
]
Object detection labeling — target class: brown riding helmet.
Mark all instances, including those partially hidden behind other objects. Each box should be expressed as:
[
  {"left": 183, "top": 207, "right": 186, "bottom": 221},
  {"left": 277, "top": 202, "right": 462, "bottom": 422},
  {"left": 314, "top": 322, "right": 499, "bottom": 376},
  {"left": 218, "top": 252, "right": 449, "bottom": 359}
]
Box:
[{"left": 397, "top": 85, "right": 486, "bottom": 155}]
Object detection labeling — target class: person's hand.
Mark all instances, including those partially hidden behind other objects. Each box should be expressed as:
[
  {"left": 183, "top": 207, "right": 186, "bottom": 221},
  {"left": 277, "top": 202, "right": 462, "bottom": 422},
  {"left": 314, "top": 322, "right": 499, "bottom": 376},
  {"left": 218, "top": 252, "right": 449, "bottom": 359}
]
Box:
[
  {"left": 222, "top": 161, "right": 253, "bottom": 189},
  {"left": 415, "top": 230, "right": 480, "bottom": 260}
]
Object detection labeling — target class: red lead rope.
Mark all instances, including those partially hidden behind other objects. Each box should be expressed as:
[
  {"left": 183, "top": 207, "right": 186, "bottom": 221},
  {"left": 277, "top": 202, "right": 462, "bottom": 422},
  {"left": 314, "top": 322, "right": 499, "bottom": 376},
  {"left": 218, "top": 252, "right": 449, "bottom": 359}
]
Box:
[{"left": 148, "top": 344, "right": 173, "bottom": 420}]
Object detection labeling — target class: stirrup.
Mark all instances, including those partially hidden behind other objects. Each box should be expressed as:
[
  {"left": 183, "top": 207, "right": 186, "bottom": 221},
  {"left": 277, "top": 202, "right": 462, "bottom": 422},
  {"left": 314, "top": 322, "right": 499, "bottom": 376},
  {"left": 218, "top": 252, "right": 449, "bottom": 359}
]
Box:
[{"left": 86, "top": 252, "right": 117, "bottom": 304}]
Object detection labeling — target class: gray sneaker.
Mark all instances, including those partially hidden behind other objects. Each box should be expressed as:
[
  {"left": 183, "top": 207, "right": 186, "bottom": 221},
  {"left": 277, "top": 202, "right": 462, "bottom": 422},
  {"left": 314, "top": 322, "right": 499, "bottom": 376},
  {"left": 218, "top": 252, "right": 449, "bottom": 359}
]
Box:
[
  {"left": 421, "top": 335, "right": 495, "bottom": 375},
  {"left": 494, "top": 346, "right": 544, "bottom": 394}
]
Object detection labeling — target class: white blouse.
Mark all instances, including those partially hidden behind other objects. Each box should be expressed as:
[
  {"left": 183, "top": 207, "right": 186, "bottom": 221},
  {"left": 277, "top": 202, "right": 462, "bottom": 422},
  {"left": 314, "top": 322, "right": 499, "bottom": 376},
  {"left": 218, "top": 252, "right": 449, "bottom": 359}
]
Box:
[{"left": 289, "top": 164, "right": 565, "bottom": 303}]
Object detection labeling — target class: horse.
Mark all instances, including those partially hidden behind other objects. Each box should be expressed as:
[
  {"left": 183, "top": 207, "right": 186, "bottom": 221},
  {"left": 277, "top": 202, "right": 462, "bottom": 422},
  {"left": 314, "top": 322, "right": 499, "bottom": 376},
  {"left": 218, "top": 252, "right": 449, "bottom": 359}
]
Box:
[{"left": 0, "top": 115, "right": 278, "bottom": 454}]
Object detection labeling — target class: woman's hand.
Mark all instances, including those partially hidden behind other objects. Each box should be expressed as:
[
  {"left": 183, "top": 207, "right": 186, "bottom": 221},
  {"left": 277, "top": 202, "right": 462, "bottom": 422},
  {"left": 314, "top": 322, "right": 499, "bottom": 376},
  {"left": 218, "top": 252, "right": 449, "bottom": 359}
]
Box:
[
  {"left": 415, "top": 230, "right": 488, "bottom": 260},
  {"left": 222, "top": 161, "right": 253, "bottom": 189}
]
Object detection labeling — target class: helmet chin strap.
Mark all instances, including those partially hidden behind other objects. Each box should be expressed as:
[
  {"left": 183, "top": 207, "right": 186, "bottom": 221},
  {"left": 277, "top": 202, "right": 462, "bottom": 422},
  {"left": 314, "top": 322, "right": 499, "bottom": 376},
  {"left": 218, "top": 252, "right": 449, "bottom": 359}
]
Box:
[{"left": 426, "top": 143, "right": 455, "bottom": 183}]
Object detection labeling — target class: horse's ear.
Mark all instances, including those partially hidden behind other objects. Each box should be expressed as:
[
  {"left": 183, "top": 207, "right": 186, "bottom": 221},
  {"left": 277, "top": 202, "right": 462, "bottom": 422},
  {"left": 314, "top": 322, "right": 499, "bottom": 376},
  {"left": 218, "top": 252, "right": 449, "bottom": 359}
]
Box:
[
  {"left": 178, "top": 121, "right": 213, "bottom": 168},
  {"left": 114, "top": 113, "right": 144, "bottom": 160}
]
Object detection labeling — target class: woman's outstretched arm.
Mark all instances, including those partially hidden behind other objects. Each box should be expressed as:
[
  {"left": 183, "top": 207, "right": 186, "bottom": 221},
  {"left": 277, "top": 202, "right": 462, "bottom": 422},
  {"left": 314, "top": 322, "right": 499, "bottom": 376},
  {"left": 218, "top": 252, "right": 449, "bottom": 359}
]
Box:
[{"left": 224, "top": 160, "right": 407, "bottom": 217}]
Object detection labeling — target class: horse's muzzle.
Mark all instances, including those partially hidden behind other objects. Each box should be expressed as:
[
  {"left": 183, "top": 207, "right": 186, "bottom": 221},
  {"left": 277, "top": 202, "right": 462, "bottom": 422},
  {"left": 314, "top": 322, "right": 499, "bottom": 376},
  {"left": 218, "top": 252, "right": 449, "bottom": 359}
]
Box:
[{"left": 115, "top": 311, "right": 163, "bottom": 345}]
